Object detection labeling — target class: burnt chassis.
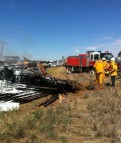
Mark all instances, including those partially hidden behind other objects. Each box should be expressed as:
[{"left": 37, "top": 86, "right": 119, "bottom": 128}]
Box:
[
  {"left": 0, "top": 65, "right": 78, "bottom": 94},
  {"left": 0, "top": 63, "right": 81, "bottom": 106}
]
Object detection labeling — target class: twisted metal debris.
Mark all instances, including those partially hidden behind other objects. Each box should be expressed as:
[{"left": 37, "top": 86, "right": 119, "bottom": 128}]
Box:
[{"left": 0, "top": 60, "right": 81, "bottom": 107}]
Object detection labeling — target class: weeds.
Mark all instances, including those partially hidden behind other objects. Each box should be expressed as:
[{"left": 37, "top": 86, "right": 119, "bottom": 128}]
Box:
[
  {"left": 59, "top": 136, "right": 69, "bottom": 143},
  {"left": 33, "top": 109, "right": 44, "bottom": 120},
  {"left": 87, "top": 88, "right": 121, "bottom": 142},
  {"left": 39, "top": 107, "right": 71, "bottom": 140},
  {"left": 0, "top": 105, "right": 71, "bottom": 143},
  {"left": 0, "top": 120, "right": 26, "bottom": 143},
  {"left": 27, "top": 134, "right": 42, "bottom": 143}
]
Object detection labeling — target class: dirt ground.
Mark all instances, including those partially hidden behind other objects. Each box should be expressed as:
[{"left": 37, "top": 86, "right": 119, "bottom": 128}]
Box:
[
  {"left": 18, "top": 66, "right": 121, "bottom": 143},
  {"left": 47, "top": 66, "right": 121, "bottom": 92},
  {"left": 46, "top": 66, "right": 121, "bottom": 143}
]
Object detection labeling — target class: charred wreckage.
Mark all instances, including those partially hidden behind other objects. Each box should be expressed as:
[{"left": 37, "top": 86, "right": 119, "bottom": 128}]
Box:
[{"left": 0, "top": 60, "right": 81, "bottom": 109}]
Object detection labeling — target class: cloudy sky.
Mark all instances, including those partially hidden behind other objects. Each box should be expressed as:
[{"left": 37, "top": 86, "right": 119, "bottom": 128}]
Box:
[{"left": 0, "top": 0, "right": 121, "bottom": 60}]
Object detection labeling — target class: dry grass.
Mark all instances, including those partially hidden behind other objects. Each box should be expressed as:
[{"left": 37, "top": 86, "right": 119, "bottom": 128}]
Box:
[
  {"left": 0, "top": 66, "right": 121, "bottom": 143},
  {"left": 0, "top": 105, "right": 72, "bottom": 143},
  {"left": 87, "top": 87, "right": 121, "bottom": 143}
]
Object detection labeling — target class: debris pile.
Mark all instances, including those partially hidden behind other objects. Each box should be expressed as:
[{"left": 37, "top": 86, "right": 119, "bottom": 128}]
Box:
[{"left": 0, "top": 59, "right": 81, "bottom": 110}]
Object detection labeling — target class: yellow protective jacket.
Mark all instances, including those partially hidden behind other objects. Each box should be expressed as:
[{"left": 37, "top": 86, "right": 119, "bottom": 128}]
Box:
[
  {"left": 109, "top": 61, "right": 118, "bottom": 76},
  {"left": 103, "top": 61, "right": 109, "bottom": 70},
  {"left": 94, "top": 60, "right": 104, "bottom": 73}
]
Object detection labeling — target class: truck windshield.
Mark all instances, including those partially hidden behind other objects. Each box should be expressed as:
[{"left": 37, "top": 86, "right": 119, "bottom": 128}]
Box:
[
  {"left": 100, "top": 53, "right": 113, "bottom": 60},
  {"left": 106, "top": 54, "right": 113, "bottom": 60}
]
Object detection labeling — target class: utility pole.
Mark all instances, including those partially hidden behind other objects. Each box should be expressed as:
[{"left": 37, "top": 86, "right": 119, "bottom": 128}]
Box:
[
  {"left": 2, "top": 42, "right": 3, "bottom": 57},
  {"left": 0, "top": 41, "right": 6, "bottom": 58}
]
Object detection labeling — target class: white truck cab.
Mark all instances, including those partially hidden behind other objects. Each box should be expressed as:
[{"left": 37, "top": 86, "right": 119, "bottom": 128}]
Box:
[
  {"left": 89, "top": 52, "right": 100, "bottom": 61},
  {"left": 89, "top": 51, "right": 113, "bottom": 61}
]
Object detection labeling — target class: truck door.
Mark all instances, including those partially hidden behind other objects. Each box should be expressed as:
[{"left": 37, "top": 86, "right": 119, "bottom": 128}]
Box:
[
  {"left": 89, "top": 53, "right": 100, "bottom": 66},
  {"left": 94, "top": 54, "right": 100, "bottom": 60},
  {"left": 90, "top": 53, "right": 99, "bottom": 61}
]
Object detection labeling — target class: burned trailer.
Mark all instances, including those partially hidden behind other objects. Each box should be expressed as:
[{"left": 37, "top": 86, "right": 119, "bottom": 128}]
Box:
[
  {"left": 0, "top": 61, "right": 81, "bottom": 106},
  {"left": 0, "top": 66, "right": 15, "bottom": 82},
  {"left": 11, "top": 65, "right": 78, "bottom": 93},
  {"left": 16, "top": 69, "right": 80, "bottom": 94}
]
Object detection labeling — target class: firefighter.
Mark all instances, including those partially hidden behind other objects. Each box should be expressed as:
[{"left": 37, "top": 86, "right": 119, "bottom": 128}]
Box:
[
  {"left": 109, "top": 57, "right": 118, "bottom": 87},
  {"left": 94, "top": 58, "right": 104, "bottom": 85},
  {"left": 102, "top": 57, "right": 109, "bottom": 79}
]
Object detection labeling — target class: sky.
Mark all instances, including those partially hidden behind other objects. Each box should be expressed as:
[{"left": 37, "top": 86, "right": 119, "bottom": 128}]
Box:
[{"left": 0, "top": 0, "right": 121, "bottom": 61}]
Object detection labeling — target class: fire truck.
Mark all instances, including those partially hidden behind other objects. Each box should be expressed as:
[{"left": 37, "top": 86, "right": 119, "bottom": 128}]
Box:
[
  {"left": 66, "top": 51, "right": 113, "bottom": 73},
  {"left": 116, "top": 53, "right": 121, "bottom": 73}
]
